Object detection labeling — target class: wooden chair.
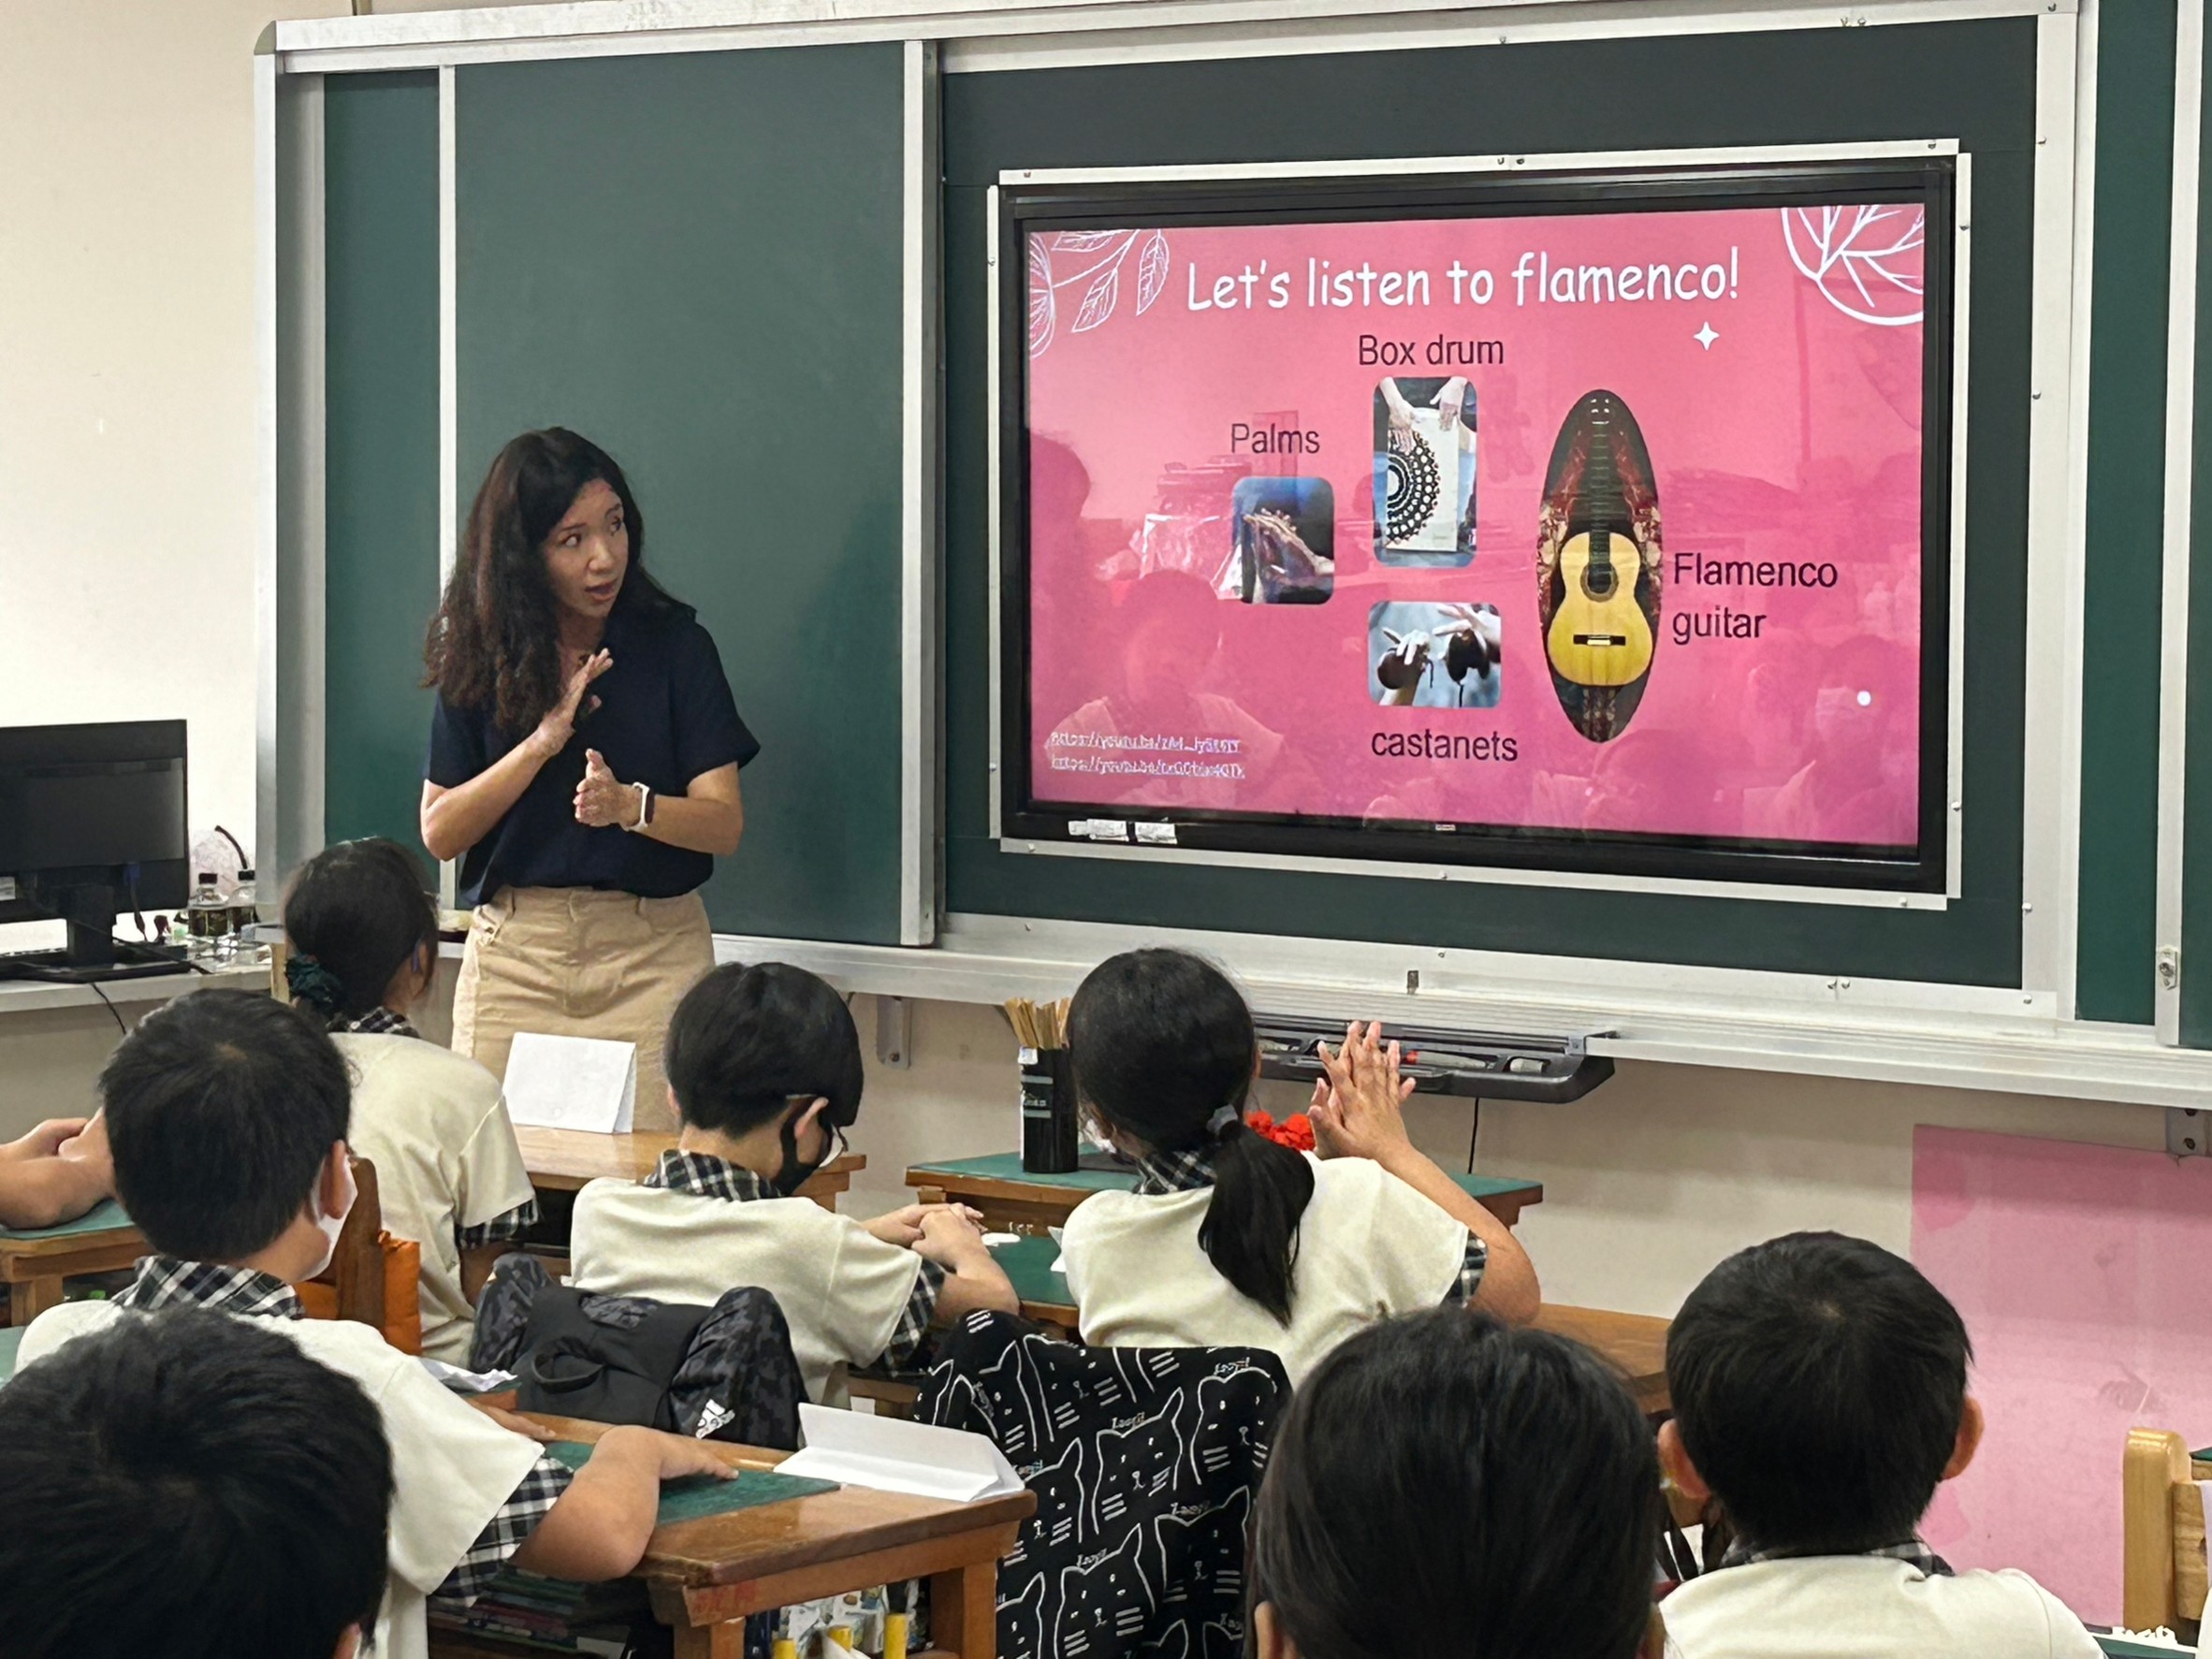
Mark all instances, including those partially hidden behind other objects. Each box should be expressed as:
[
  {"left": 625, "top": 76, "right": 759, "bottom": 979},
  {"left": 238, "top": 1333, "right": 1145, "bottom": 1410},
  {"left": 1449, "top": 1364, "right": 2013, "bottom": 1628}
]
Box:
[
  {"left": 293, "top": 1156, "right": 421, "bottom": 1351},
  {"left": 2122, "top": 1427, "right": 2210, "bottom": 1636}
]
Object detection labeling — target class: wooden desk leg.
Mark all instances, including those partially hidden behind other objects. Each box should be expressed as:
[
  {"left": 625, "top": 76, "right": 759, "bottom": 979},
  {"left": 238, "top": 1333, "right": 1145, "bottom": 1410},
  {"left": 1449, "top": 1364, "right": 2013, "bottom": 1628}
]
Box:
[
  {"left": 672, "top": 1622, "right": 747, "bottom": 1659},
  {"left": 931, "top": 1558, "right": 997, "bottom": 1659},
  {"left": 8, "top": 1275, "right": 62, "bottom": 1328}
]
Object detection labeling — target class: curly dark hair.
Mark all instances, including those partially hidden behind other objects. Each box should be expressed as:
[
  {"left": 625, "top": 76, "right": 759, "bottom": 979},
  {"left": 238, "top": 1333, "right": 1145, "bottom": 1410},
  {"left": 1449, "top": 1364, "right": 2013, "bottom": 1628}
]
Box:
[{"left": 423, "top": 428, "right": 682, "bottom": 734}]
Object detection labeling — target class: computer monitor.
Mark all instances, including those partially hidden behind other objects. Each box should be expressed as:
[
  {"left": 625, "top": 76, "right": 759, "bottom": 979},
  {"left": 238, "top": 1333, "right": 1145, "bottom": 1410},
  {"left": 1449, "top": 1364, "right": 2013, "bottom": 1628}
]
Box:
[{"left": 0, "top": 720, "right": 190, "bottom": 977}]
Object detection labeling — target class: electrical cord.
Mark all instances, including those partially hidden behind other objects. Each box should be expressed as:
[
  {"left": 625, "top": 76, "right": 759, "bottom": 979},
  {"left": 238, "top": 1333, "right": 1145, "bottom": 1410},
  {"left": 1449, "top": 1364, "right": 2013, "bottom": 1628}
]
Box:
[{"left": 86, "top": 979, "right": 126, "bottom": 1038}]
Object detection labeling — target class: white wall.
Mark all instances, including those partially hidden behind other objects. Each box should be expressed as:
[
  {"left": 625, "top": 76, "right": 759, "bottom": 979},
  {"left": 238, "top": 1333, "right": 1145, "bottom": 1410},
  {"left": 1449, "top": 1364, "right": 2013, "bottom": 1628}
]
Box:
[
  {"left": 0, "top": 0, "right": 343, "bottom": 924},
  {"left": 842, "top": 998, "right": 2170, "bottom": 1317}
]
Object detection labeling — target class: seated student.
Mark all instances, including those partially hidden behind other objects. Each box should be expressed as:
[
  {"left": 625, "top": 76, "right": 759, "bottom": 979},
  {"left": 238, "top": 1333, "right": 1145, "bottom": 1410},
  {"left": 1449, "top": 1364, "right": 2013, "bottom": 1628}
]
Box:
[
  {"left": 1250, "top": 1307, "right": 1666, "bottom": 1659},
  {"left": 1659, "top": 1231, "right": 2101, "bottom": 1659},
  {"left": 284, "top": 837, "right": 538, "bottom": 1361},
  {"left": 0, "top": 1112, "right": 113, "bottom": 1230},
  {"left": 0, "top": 1307, "right": 393, "bottom": 1659},
  {"left": 569, "top": 962, "right": 1019, "bottom": 1404},
  {"left": 17, "top": 991, "right": 735, "bottom": 1659},
  {"left": 1057, "top": 949, "right": 1538, "bottom": 1386}
]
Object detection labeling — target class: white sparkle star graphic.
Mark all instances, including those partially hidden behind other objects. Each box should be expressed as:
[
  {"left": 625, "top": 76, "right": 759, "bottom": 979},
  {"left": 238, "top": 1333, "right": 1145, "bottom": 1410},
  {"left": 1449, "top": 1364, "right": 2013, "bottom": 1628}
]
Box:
[{"left": 1695, "top": 321, "right": 1719, "bottom": 351}]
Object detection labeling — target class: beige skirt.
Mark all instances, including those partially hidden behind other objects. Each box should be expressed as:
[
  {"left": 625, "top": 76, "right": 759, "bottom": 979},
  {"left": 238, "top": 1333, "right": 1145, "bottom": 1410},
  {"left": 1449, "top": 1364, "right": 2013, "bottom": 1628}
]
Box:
[{"left": 450, "top": 887, "right": 715, "bottom": 1133}]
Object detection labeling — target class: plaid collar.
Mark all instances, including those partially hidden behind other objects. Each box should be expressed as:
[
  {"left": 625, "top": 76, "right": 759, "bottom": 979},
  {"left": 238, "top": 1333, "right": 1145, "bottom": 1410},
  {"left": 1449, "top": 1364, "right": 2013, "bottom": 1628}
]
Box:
[
  {"left": 1133, "top": 1144, "right": 1217, "bottom": 1196},
  {"left": 1718, "top": 1537, "right": 1954, "bottom": 1578},
  {"left": 116, "top": 1256, "right": 306, "bottom": 1320},
  {"left": 645, "top": 1149, "right": 774, "bottom": 1203},
  {"left": 329, "top": 1007, "right": 418, "bottom": 1039}
]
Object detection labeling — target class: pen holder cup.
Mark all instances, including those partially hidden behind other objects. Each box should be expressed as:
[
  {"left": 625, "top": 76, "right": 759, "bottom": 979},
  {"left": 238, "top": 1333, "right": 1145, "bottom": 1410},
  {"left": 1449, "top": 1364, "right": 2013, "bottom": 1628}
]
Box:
[{"left": 1019, "top": 1047, "right": 1080, "bottom": 1175}]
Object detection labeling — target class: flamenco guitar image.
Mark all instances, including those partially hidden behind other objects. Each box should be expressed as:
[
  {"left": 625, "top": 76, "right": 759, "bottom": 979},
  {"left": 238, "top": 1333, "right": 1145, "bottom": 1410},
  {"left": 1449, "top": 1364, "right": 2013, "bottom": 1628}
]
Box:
[{"left": 1536, "top": 390, "right": 1664, "bottom": 741}]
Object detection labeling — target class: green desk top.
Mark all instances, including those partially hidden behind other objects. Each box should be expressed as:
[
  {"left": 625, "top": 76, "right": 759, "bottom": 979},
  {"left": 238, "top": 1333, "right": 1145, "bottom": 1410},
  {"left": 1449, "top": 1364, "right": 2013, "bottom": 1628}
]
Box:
[
  {"left": 0, "top": 1325, "right": 22, "bottom": 1385},
  {"left": 913, "top": 1150, "right": 1540, "bottom": 1201},
  {"left": 2094, "top": 1633, "right": 2193, "bottom": 1658},
  {"left": 990, "top": 1234, "right": 1072, "bottom": 1310},
  {"left": 0, "top": 1200, "right": 137, "bottom": 1244},
  {"left": 544, "top": 1441, "right": 836, "bottom": 1524}
]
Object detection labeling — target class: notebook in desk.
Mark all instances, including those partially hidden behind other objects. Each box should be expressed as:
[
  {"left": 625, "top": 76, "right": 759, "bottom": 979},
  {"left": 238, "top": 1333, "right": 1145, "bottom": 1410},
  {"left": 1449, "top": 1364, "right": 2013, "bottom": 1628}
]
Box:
[{"left": 544, "top": 1441, "right": 836, "bottom": 1523}]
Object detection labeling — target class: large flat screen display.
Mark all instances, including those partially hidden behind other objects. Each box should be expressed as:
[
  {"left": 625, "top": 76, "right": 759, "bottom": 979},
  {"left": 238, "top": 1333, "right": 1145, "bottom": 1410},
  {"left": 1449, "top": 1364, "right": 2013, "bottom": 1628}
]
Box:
[{"left": 997, "top": 161, "right": 1955, "bottom": 891}]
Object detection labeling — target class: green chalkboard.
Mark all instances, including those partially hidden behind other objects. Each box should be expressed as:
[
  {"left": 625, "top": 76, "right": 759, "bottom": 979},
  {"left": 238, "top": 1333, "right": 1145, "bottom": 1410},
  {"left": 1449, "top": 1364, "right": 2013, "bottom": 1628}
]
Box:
[
  {"left": 942, "top": 21, "right": 2038, "bottom": 986},
  {"left": 2076, "top": 0, "right": 2178, "bottom": 1025},
  {"left": 2180, "top": 14, "right": 2212, "bottom": 1048},
  {"left": 454, "top": 47, "right": 908, "bottom": 944},
  {"left": 323, "top": 72, "right": 441, "bottom": 857}
]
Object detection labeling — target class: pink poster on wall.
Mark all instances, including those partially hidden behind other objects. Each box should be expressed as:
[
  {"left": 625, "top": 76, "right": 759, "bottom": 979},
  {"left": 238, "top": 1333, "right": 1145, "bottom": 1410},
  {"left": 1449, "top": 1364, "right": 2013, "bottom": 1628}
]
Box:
[{"left": 1018, "top": 186, "right": 1938, "bottom": 867}]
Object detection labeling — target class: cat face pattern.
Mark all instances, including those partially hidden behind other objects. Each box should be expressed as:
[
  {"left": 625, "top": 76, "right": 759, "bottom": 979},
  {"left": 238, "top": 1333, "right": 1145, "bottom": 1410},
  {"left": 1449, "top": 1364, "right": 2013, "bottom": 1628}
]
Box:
[{"left": 919, "top": 1315, "right": 1288, "bottom": 1659}]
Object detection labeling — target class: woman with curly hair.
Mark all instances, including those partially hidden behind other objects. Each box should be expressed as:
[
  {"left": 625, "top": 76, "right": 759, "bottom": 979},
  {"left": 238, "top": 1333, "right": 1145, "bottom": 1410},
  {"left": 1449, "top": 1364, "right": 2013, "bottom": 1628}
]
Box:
[{"left": 420, "top": 429, "right": 757, "bottom": 1128}]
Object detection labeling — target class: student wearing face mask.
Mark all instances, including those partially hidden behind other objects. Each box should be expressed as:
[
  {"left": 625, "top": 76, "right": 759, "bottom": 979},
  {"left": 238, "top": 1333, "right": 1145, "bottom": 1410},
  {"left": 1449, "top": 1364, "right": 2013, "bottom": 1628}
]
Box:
[
  {"left": 567, "top": 963, "right": 1020, "bottom": 1404},
  {"left": 421, "top": 429, "right": 760, "bottom": 1130},
  {"left": 15, "top": 992, "right": 735, "bottom": 1659},
  {"left": 283, "top": 837, "right": 538, "bottom": 1363}
]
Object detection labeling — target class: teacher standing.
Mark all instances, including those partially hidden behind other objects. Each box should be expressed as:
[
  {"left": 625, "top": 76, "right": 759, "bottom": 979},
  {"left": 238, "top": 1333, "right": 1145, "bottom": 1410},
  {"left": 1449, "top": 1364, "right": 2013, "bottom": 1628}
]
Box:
[{"left": 421, "top": 429, "right": 758, "bottom": 1131}]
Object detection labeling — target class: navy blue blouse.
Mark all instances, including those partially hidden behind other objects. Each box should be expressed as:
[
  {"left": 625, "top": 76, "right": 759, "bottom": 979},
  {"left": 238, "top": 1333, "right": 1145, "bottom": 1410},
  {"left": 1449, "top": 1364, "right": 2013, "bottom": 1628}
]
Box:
[{"left": 426, "top": 601, "right": 759, "bottom": 907}]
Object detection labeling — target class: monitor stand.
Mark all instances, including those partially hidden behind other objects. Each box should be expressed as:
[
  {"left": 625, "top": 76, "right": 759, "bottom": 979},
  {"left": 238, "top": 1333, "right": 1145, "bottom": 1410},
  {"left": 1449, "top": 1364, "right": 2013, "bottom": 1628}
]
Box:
[
  {"left": 0, "top": 938, "right": 193, "bottom": 983},
  {"left": 0, "top": 888, "right": 193, "bottom": 984}
]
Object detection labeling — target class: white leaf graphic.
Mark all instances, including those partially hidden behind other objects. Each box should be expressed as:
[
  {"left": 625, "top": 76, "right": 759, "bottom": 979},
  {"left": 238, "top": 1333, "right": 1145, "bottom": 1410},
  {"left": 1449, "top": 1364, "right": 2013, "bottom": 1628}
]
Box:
[
  {"left": 1028, "top": 240, "right": 1055, "bottom": 357},
  {"left": 1135, "top": 229, "right": 1171, "bottom": 314},
  {"left": 1071, "top": 262, "right": 1119, "bottom": 333},
  {"left": 1055, "top": 229, "right": 1125, "bottom": 253},
  {"left": 1782, "top": 203, "right": 1925, "bottom": 327}
]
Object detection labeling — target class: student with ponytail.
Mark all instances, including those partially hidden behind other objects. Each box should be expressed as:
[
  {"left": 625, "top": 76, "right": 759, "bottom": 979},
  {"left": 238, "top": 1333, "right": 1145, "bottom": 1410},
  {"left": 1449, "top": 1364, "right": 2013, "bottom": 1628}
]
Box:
[
  {"left": 283, "top": 837, "right": 537, "bottom": 1363},
  {"left": 1058, "top": 948, "right": 1537, "bottom": 1386}
]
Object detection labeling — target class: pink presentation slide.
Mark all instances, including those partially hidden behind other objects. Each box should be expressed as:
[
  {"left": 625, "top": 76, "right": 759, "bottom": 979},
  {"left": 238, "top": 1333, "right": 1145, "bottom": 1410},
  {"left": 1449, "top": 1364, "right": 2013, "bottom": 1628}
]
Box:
[{"left": 1023, "top": 198, "right": 1929, "bottom": 853}]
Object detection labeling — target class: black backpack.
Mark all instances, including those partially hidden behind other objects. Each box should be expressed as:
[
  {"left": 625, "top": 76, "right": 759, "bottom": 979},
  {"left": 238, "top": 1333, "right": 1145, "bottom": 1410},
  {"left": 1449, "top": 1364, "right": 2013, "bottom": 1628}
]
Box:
[{"left": 516, "top": 1287, "right": 716, "bottom": 1432}]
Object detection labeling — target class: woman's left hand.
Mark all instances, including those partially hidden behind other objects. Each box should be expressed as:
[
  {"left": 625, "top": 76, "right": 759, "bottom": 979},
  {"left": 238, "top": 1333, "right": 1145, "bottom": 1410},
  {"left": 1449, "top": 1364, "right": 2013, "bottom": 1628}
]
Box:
[{"left": 574, "top": 749, "right": 643, "bottom": 830}]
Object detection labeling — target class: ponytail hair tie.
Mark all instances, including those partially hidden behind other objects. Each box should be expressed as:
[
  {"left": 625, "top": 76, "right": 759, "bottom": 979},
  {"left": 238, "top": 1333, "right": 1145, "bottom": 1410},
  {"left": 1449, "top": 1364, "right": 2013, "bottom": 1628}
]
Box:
[
  {"left": 286, "top": 953, "right": 347, "bottom": 1019},
  {"left": 1207, "top": 1104, "right": 1244, "bottom": 1141}
]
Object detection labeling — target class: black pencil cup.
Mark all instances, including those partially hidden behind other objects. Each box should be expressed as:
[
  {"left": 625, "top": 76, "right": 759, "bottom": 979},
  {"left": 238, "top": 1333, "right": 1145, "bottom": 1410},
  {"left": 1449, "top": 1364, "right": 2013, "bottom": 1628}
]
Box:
[{"left": 1019, "top": 1046, "right": 1079, "bottom": 1174}]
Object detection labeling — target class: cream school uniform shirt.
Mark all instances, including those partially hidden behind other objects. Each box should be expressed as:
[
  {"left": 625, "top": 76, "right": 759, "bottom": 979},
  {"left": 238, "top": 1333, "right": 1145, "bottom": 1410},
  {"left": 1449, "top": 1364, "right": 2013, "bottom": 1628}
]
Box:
[
  {"left": 568, "top": 1181, "right": 926, "bottom": 1404},
  {"left": 1060, "top": 1153, "right": 1469, "bottom": 1387},
  {"left": 334, "top": 1032, "right": 537, "bottom": 1363},
  {"left": 20, "top": 1302, "right": 541, "bottom": 1659},
  {"left": 1661, "top": 1557, "right": 2103, "bottom": 1659}
]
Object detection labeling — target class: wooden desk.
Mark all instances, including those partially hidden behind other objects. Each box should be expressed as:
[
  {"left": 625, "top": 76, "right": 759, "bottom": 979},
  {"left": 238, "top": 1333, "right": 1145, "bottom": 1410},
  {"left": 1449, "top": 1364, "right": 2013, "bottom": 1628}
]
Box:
[
  {"left": 517, "top": 1128, "right": 865, "bottom": 1213},
  {"left": 908, "top": 1152, "right": 1543, "bottom": 1231},
  {"left": 1527, "top": 1302, "right": 1671, "bottom": 1417},
  {"left": 0, "top": 1201, "right": 144, "bottom": 1328},
  {"left": 481, "top": 1411, "right": 1034, "bottom": 1659},
  {"left": 952, "top": 1236, "right": 1674, "bottom": 1416}
]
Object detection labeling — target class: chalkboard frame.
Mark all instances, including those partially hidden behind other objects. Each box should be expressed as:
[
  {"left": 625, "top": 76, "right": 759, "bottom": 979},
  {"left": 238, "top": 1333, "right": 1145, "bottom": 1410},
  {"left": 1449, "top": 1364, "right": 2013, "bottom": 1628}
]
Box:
[
  {"left": 261, "top": 3, "right": 2169, "bottom": 1052},
  {"left": 941, "top": 16, "right": 2079, "bottom": 1017}
]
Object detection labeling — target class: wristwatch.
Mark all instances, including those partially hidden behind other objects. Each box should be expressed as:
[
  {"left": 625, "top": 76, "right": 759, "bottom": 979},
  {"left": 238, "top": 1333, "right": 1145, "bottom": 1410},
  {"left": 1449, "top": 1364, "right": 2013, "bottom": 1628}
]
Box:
[{"left": 623, "top": 783, "right": 655, "bottom": 834}]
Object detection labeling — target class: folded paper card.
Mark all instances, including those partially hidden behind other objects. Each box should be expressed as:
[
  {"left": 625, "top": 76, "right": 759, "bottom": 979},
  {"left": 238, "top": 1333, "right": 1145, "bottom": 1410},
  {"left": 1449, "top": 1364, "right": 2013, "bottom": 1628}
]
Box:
[
  {"left": 778, "top": 1403, "right": 1026, "bottom": 1503},
  {"left": 502, "top": 1033, "right": 636, "bottom": 1133}
]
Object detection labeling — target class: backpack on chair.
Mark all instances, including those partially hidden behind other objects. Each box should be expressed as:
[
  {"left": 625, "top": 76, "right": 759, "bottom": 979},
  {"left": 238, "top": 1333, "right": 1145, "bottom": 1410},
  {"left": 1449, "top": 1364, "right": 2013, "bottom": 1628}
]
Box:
[
  {"left": 516, "top": 1288, "right": 715, "bottom": 1431},
  {"left": 473, "top": 1253, "right": 807, "bottom": 1448}
]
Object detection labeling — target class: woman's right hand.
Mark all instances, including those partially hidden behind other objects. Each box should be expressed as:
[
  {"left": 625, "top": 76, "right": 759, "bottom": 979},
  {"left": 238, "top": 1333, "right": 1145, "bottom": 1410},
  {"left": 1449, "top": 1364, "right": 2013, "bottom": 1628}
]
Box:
[{"left": 528, "top": 648, "right": 613, "bottom": 762}]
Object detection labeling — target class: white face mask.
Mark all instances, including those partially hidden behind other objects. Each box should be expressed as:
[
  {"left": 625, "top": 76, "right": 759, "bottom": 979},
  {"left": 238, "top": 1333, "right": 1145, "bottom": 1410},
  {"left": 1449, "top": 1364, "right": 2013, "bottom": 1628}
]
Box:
[{"left": 303, "top": 1157, "right": 359, "bottom": 1280}]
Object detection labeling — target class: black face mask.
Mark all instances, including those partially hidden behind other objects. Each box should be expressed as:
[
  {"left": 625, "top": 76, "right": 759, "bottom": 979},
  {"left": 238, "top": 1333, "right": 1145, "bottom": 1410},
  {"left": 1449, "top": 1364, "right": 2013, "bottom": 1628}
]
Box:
[{"left": 772, "top": 1111, "right": 846, "bottom": 1198}]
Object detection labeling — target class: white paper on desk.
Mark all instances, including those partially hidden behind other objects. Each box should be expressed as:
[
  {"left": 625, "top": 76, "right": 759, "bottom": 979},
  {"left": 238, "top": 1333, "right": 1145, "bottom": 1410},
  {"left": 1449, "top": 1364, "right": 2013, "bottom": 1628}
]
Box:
[
  {"left": 420, "top": 1358, "right": 517, "bottom": 1393},
  {"left": 779, "top": 1403, "right": 1025, "bottom": 1503},
  {"left": 502, "top": 1033, "right": 635, "bottom": 1132}
]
